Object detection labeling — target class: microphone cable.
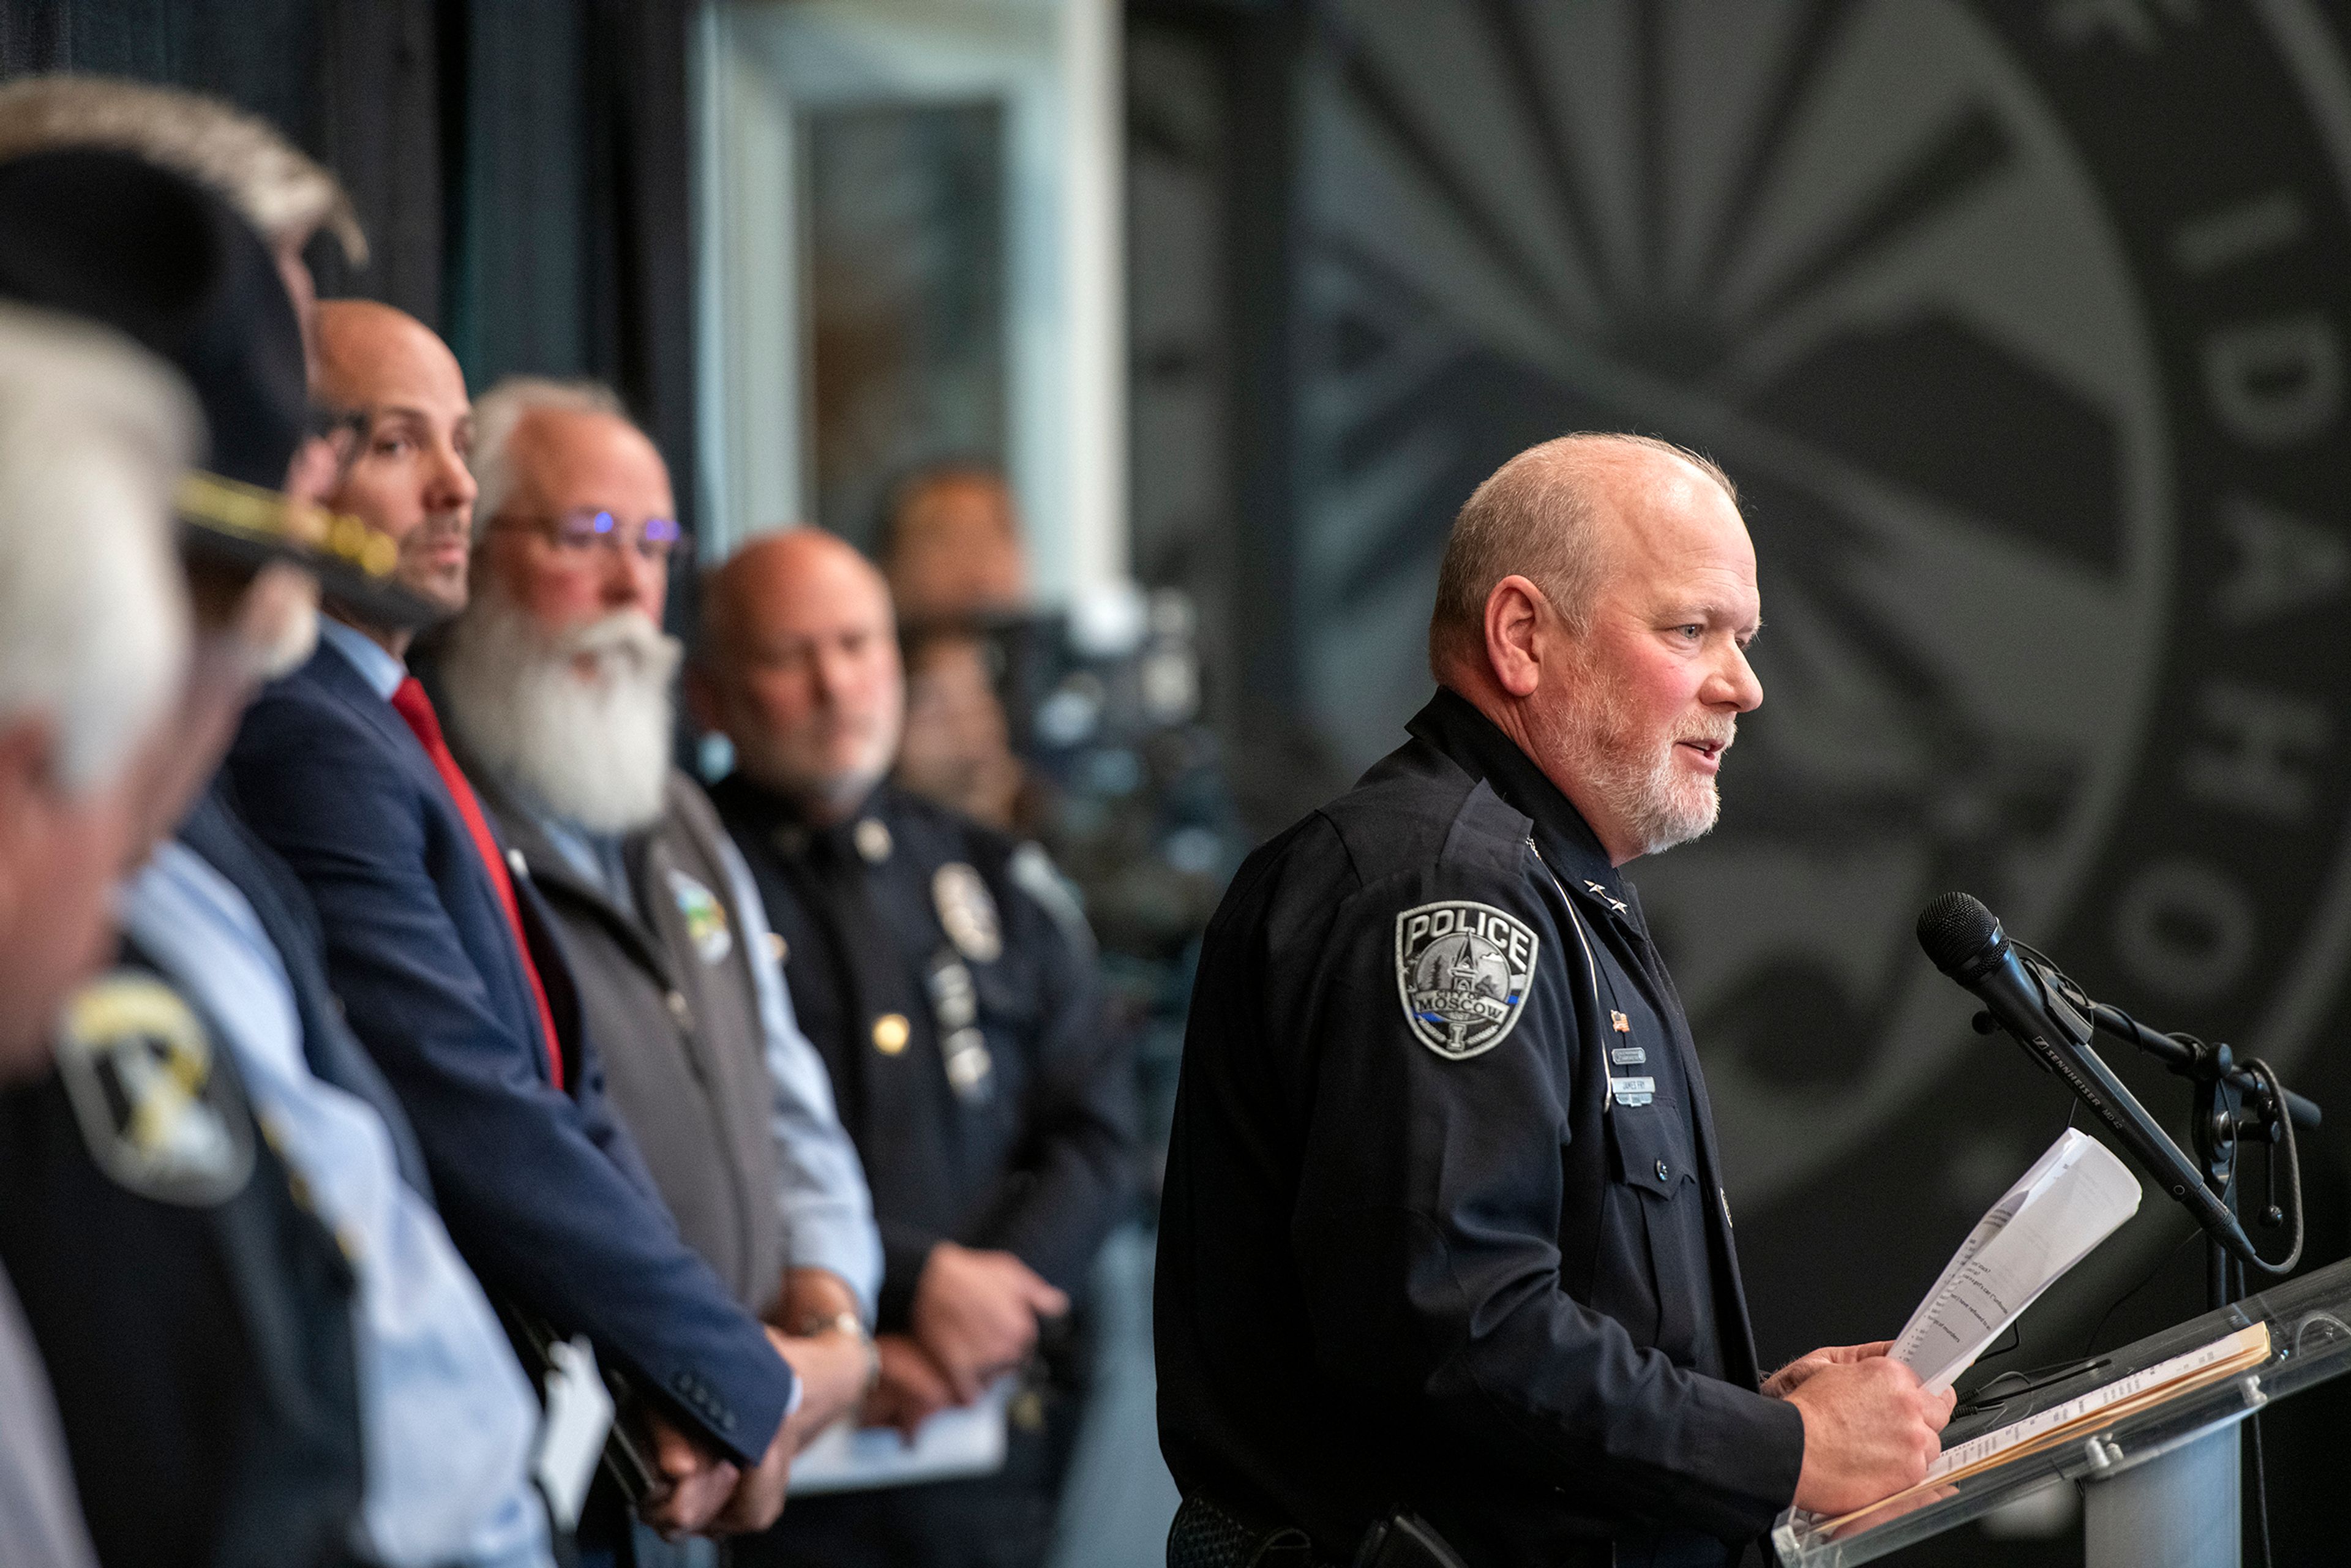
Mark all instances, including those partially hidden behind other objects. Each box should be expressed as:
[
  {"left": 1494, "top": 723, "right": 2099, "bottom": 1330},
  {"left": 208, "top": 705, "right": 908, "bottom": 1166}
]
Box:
[{"left": 2012, "top": 941, "right": 2304, "bottom": 1278}]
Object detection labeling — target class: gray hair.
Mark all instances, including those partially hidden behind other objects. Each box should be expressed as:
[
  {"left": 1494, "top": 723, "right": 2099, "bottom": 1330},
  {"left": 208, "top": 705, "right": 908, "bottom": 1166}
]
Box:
[
  {"left": 468, "top": 375, "right": 631, "bottom": 536},
  {"left": 1427, "top": 432, "right": 1738, "bottom": 677},
  {"left": 0, "top": 73, "right": 366, "bottom": 261},
  {"left": 0, "top": 302, "right": 197, "bottom": 793}
]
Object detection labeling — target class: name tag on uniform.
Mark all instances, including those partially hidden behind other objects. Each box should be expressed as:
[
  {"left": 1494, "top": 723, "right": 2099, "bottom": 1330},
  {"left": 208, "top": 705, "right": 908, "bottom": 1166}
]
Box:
[{"left": 1609, "top": 1075, "right": 1655, "bottom": 1108}]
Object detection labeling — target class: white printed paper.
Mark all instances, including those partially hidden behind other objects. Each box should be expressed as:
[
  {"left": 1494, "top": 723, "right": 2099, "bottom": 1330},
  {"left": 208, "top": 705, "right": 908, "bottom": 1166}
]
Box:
[
  {"left": 1891, "top": 1129, "right": 2143, "bottom": 1393},
  {"left": 787, "top": 1376, "right": 1013, "bottom": 1495}
]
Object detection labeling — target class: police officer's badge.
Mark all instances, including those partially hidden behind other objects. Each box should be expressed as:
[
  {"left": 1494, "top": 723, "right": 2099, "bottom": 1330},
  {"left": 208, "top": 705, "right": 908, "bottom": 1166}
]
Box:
[
  {"left": 666, "top": 868, "right": 733, "bottom": 964},
  {"left": 1395, "top": 901, "right": 1538, "bottom": 1060},
  {"left": 54, "top": 971, "right": 253, "bottom": 1205},
  {"left": 934, "top": 863, "right": 1003, "bottom": 964}
]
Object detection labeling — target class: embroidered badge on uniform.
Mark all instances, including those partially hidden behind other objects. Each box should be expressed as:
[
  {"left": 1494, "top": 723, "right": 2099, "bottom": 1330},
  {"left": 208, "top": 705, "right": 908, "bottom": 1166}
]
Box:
[
  {"left": 54, "top": 970, "right": 253, "bottom": 1206},
  {"left": 933, "top": 862, "right": 1003, "bottom": 964},
  {"left": 1394, "top": 901, "right": 1538, "bottom": 1060},
  {"left": 666, "top": 868, "right": 733, "bottom": 964}
]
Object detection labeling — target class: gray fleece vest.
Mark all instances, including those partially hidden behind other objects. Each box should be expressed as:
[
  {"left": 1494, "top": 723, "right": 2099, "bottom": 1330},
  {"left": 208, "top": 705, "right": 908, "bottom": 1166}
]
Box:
[{"left": 484, "top": 772, "right": 784, "bottom": 1316}]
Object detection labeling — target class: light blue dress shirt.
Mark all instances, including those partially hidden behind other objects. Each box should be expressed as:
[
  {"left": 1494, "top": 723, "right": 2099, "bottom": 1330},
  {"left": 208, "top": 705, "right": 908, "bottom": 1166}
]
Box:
[
  {"left": 122, "top": 841, "right": 553, "bottom": 1568},
  {"left": 531, "top": 808, "right": 883, "bottom": 1323},
  {"left": 0, "top": 1262, "right": 97, "bottom": 1568},
  {"left": 319, "top": 615, "right": 405, "bottom": 700}
]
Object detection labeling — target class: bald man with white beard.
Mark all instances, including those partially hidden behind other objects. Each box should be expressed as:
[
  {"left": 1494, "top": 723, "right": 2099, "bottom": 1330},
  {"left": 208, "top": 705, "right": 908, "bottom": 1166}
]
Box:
[
  {"left": 429, "top": 380, "right": 884, "bottom": 1508},
  {"left": 1156, "top": 434, "right": 1953, "bottom": 1568}
]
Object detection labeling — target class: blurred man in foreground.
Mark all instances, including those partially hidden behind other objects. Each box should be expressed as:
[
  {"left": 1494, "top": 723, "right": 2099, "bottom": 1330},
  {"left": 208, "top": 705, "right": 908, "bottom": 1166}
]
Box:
[
  {"left": 0, "top": 72, "right": 368, "bottom": 374},
  {"left": 0, "top": 298, "right": 190, "bottom": 1568},
  {"left": 1157, "top": 435, "right": 1953, "bottom": 1567},
  {"left": 694, "top": 528, "right": 1137, "bottom": 1568},
  {"left": 431, "top": 377, "right": 882, "bottom": 1461},
  {"left": 228, "top": 301, "right": 801, "bottom": 1550},
  {"left": 0, "top": 148, "right": 557, "bottom": 1568}
]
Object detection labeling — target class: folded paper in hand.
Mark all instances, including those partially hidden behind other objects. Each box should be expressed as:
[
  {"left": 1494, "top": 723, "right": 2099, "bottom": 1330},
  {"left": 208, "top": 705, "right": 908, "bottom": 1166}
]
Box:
[
  {"left": 1891, "top": 1128, "right": 2142, "bottom": 1394},
  {"left": 787, "top": 1376, "right": 1013, "bottom": 1495}
]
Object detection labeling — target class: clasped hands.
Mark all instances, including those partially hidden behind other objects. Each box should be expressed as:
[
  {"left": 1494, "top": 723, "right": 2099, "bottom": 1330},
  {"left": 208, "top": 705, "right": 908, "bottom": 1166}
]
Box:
[
  {"left": 864, "top": 1240, "right": 1068, "bottom": 1439},
  {"left": 636, "top": 1266, "right": 893, "bottom": 1539},
  {"left": 1767, "top": 1340, "right": 1958, "bottom": 1518},
  {"left": 636, "top": 1246, "right": 1065, "bottom": 1537}
]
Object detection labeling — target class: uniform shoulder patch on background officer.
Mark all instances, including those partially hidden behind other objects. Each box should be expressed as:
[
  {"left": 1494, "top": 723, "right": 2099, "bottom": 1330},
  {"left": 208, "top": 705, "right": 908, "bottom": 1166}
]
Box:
[
  {"left": 666, "top": 866, "right": 733, "bottom": 964},
  {"left": 53, "top": 970, "right": 254, "bottom": 1205},
  {"left": 933, "top": 861, "right": 1003, "bottom": 964},
  {"left": 1394, "top": 900, "right": 1538, "bottom": 1060}
]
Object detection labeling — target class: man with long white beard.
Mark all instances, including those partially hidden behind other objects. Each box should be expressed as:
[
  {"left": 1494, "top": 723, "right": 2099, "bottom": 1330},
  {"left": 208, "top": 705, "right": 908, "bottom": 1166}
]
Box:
[
  {"left": 228, "top": 314, "right": 812, "bottom": 1556},
  {"left": 429, "top": 380, "right": 883, "bottom": 1530}
]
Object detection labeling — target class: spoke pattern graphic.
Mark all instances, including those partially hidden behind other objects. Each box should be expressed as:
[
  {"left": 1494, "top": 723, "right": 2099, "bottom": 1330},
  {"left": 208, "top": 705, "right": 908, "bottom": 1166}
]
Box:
[{"left": 1293, "top": 0, "right": 2169, "bottom": 1205}]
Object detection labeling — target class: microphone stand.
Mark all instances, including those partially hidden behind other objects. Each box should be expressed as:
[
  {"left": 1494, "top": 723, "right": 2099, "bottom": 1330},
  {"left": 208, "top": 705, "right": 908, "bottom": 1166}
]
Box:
[
  {"left": 2060, "top": 987, "right": 2320, "bottom": 1568},
  {"left": 1952, "top": 933, "right": 2322, "bottom": 1568},
  {"left": 1967, "top": 948, "right": 2317, "bottom": 1310},
  {"left": 2075, "top": 999, "right": 2320, "bottom": 1311},
  {"left": 1965, "top": 973, "right": 2313, "bottom": 1316}
]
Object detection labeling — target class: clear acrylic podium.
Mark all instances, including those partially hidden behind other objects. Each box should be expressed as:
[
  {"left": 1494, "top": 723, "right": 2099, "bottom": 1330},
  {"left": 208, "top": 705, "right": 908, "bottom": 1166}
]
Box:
[{"left": 1771, "top": 1256, "right": 2351, "bottom": 1567}]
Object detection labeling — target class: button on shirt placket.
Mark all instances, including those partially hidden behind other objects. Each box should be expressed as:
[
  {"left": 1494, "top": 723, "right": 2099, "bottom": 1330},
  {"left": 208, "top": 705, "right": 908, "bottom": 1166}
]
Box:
[{"left": 1558, "top": 867, "right": 1729, "bottom": 1381}]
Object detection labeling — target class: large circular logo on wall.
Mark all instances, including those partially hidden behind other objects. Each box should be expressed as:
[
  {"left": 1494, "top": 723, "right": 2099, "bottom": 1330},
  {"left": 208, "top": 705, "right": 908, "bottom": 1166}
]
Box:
[{"left": 1296, "top": 1, "right": 2351, "bottom": 1335}]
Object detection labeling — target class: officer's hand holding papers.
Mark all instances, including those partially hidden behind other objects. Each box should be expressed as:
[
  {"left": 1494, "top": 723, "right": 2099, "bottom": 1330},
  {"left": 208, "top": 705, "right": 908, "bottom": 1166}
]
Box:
[{"left": 1780, "top": 1128, "right": 2143, "bottom": 1528}]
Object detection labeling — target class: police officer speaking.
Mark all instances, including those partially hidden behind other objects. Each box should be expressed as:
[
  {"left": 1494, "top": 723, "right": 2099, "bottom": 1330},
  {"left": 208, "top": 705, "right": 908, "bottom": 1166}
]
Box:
[{"left": 1155, "top": 434, "right": 1954, "bottom": 1567}]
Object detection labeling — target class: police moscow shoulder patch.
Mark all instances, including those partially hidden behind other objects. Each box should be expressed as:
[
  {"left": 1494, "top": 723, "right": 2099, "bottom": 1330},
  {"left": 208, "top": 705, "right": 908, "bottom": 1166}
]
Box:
[
  {"left": 54, "top": 971, "right": 254, "bottom": 1206},
  {"left": 1395, "top": 901, "right": 1538, "bottom": 1060}
]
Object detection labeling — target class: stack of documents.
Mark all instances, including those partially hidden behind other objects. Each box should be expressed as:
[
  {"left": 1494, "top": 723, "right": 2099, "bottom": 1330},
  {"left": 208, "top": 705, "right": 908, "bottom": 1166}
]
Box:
[
  {"left": 1891, "top": 1129, "right": 2143, "bottom": 1394},
  {"left": 1821, "top": 1320, "right": 2273, "bottom": 1532}
]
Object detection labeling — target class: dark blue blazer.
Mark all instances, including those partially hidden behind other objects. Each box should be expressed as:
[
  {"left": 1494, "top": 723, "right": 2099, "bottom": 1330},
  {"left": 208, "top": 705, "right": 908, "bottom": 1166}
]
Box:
[{"left": 226, "top": 643, "right": 792, "bottom": 1464}]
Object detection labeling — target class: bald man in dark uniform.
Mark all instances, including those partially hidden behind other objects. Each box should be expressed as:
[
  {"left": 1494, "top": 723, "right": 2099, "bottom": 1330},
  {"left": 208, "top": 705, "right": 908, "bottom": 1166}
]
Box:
[{"left": 1155, "top": 435, "right": 1953, "bottom": 1568}]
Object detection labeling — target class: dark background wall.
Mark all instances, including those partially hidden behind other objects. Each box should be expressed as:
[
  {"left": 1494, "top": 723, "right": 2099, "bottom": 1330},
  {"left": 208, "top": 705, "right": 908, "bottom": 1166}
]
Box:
[
  {"left": 1131, "top": 2, "right": 2351, "bottom": 1561},
  {"left": 0, "top": 0, "right": 700, "bottom": 611},
  {"left": 12, "top": 0, "right": 2351, "bottom": 1559}
]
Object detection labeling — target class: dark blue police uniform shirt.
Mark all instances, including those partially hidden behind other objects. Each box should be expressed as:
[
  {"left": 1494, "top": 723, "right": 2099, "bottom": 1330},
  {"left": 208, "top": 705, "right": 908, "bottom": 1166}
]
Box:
[
  {"left": 708, "top": 776, "right": 1137, "bottom": 1331},
  {"left": 1154, "top": 688, "right": 1804, "bottom": 1568},
  {"left": 0, "top": 943, "right": 364, "bottom": 1568}
]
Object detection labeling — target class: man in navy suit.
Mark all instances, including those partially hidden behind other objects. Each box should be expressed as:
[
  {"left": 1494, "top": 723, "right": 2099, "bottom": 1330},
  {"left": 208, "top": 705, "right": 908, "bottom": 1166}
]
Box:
[{"left": 227, "top": 299, "right": 803, "bottom": 1547}]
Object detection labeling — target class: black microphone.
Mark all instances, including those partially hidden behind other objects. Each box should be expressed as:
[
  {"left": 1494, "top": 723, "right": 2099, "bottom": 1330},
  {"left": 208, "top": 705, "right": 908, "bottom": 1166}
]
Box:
[{"left": 1915, "top": 892, "right": 2248, "bottom": 1251}]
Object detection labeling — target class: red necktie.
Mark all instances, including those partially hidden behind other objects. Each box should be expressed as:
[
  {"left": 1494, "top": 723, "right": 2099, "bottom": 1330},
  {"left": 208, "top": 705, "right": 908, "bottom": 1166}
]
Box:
[{"left": 389, "top": 675, "right": 566, "bottom": 1091}]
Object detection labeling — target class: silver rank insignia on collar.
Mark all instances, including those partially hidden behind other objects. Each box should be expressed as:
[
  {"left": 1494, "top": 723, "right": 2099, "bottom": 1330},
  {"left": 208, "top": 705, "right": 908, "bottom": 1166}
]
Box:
[{"left": 1584, "top": 880, "right": 1629, "bottom": 915}]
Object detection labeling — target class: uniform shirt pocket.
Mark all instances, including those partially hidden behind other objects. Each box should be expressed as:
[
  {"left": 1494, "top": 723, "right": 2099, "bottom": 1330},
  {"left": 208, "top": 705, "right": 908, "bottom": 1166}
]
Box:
[
  {"left": 1608, "top": 1101, "right": 1697, "bottom": 1200},
  {"left": 1605, "top": 1101, "right": 1711, "bottom": 1365}
]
